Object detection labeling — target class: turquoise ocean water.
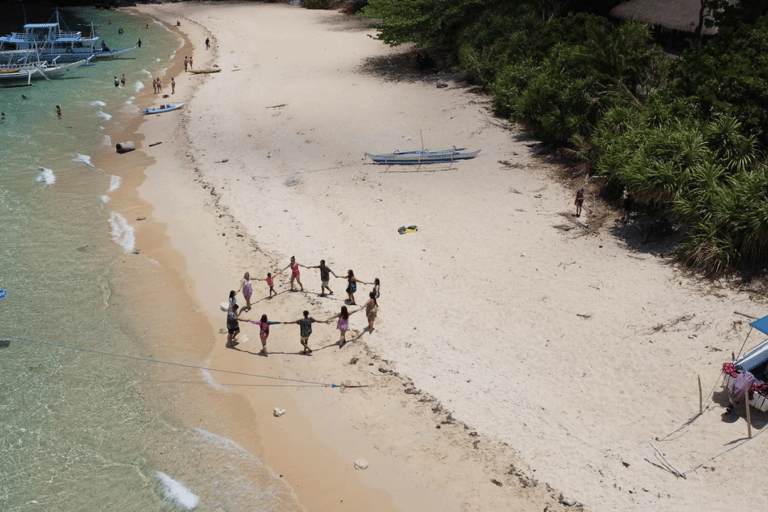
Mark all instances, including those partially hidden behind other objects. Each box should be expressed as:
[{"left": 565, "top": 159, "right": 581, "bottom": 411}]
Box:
[{"left": 0, "top": 8, "right": 299, "bottom": 511}]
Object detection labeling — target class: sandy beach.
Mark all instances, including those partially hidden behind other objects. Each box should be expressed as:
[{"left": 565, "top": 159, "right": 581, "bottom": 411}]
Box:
[{"left": 105, "top": 2, "right": 768, "bottom": 511}]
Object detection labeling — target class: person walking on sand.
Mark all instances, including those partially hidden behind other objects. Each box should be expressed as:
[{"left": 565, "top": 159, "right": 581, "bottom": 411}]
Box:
[
  {"left": 307, "top": 259, "right": 337, "bottom": 296},
  {"left": 621, "top": 188, "right": 633, "bottom": 224},
  {"left": 152, "top": 77, "right": 157, "bottom": 94},
  {"left": 171, "top": 77, "right": 175, "bottom": 94},
  {"left": 280, "top": 256, "right": 305, "bottom": 292},
  {"left": 237, "top": 272, "right": 254, "bottom": 312},
  {"left": 372, "top": 278, "right": 380, "bottom": 299},
  {"left": 205, "top": 37, "right": 210, "bottom": 50},
  {"left": 574, "top": 186, "right": 585, "bottom": 217},
  {"left": 189, "top": 56, "right": 193, "bottom": 70},
  {"left": 340, "top": 269, "right": 370, "bottom": 305},
  {"left": 364, "top": 291, "right": 378, "bottom": 333},
  {"left": 327, "top": 305, "right": 360, "bottom": 347},
  {"left": 156, "top": 78, "right": 162, "bottom": 93},
  {"left": 250, "top": 314, "right": 281, "bottom": 357},
  {"left": 226, "top": 304, "right": 248, "bottom": 348},
  {"left": 56, "top": 105, "right": 62, "bottom": 119},
  {"left": 120, "top": 74, "right": 126, "bottom": 87},
  {"left": 228, "top": 290, "right": 238, "bottom": 311},
  {"left": 291, "top": 310, "right": 324, "bottom": 355},
  {"left": 184, "top": 56, "right": 188, "bottom": 72}
]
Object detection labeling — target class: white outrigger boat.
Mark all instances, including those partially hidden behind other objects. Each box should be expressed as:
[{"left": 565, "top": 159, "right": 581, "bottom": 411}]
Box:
[
  {"left": 0, "top": 49, "right": 91, "bottom": 86},
  {"left": 723, "top": 314, "right": 768, "bottom": 412},
  {"left": 0, "top": 10, "right": 135, "bottom": 64}
]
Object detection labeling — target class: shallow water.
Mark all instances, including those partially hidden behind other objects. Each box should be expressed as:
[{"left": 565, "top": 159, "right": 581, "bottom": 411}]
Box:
[{"left": 0, "top": 7, "right": 300, "bottom": 511}]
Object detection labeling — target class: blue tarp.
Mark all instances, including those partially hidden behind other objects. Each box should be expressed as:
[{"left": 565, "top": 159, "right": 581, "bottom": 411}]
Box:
[{"left": 750, "top": 315, "right": 768, "bottom": 336}]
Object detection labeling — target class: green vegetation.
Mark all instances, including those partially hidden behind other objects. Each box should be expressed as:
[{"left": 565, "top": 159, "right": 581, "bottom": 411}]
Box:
[{"left": 354, "top": 0, "right": 768, "bottom": 277}]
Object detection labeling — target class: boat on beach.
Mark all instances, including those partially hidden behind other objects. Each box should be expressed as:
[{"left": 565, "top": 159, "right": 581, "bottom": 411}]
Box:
[
  {"left": 189, "top": 68, "right": 220, "bottom": 74},
  {"left": 0, "top": 49, "right": 91, "bottom": 86},
  {"left": 142, "top": 103, "right": 184, "bottom": 115},
  {"left": 722, "top": 314, "right": 768, "bottom": 412},
  {"left": 0, "top": 10, "right": 136, "bottom": 64},
  {"left": 365, "top": 148, "right": 480, "bottom": 164}
]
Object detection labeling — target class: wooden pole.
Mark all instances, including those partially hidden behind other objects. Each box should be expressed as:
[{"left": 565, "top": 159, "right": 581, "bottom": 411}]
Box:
[
  {"left": 698, "top": 375, "right": 703, "bottom": 415},
  {"left": 746, "top": 394, "right": 753, "bottom": 439}
]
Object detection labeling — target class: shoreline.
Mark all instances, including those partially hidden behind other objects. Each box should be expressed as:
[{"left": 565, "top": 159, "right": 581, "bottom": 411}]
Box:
[{"left": 102, "top": 3, "right": 768, "bottom": 512}]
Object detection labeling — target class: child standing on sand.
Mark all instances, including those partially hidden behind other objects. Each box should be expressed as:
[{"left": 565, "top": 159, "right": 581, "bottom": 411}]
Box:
[
  {"left": 237, "top": 272, "right": 253, "bottom": 312},
  {"left": 327, "top": 305, "right": 360, "bottom": 347},
  {"left": 250, "top": 314, "right": 281, "bottom": 357},
  {"left": 258, "top": 272, "right": 278, "bottom": 298},
  {"left": 574, "top": 187, "right": 585, "bottom": 217}
]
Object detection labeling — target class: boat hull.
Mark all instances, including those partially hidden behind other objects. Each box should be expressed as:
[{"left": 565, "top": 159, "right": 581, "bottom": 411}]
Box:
[
  {"left": 142, "top": 103, "right": 184, "bottom": 115},
  {"left": 365, "top": 149, "right": 480, "bottom": 165}
]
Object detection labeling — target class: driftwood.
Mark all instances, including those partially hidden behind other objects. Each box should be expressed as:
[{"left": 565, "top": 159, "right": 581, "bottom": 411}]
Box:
[
  {"left": 148, "top": 142, "right": 162, "bottom": 147},
  {"left": 115, "top": 141, "right": 135, "bottom": 154}
]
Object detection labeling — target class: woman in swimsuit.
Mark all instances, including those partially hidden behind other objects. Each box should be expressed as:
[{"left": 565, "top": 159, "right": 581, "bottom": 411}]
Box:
[
  {"left": 364, "top": 291, "right": 378, "bottom": 333},
  {"left": 327, "top": 305, "right": 360, "bottom": 347},
  {"left": 372, "top": 278, "right": 381, "bottom": 299},
  {"left": 280, "top": 256, "right": 304, "bottom": 292},
  {"left": 237, "top": 272, "right": 253, "bottom": 312},
  {"left": 340, "top": 269, "right": 370, "bottom": 305},
  {"left": 250, "top": 314, "right": 281, "bottom": 357}
]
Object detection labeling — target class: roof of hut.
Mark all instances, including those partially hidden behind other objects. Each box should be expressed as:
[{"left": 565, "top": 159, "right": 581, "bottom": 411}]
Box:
[{"left": 609, "top": 0, "right": 726, "bottom": 35}]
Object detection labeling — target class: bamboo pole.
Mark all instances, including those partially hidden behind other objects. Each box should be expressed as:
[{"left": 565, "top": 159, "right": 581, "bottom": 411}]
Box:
[{"left": 698, "top": 375, "right": 703, "bottom": 415}]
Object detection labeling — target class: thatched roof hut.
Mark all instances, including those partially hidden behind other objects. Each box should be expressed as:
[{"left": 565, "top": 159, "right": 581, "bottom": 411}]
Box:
[{"left": 609, "top": 0, "right": 722, "bottom": 35}]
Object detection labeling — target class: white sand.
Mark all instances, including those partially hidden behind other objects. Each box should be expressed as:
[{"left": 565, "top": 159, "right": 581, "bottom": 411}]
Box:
[{"left": 131, "top": 3, "right": 768, "bottom": 512}]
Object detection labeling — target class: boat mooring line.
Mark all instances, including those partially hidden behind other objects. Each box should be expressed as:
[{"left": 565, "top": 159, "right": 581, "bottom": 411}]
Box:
[{"left": 1, "top": 334, "right": 331, "bottom": 387}]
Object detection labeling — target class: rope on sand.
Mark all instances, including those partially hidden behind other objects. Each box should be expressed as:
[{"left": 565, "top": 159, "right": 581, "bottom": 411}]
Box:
[{"left": 1, "top": 334, "right": 334, "bottom": 387}]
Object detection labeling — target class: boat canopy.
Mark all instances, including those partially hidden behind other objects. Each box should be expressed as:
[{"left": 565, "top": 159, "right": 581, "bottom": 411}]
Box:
[
  {"left": 24, "top": 23, "right": 59, "bottom": 29},
  {"left": 751, "top": 315, "right": 768, "bottom": 336}
]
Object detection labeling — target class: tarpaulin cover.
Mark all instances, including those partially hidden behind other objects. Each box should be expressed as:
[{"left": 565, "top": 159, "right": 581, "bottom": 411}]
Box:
[{"left": 750, "top": 315, "right": 768, "bottom": 336}]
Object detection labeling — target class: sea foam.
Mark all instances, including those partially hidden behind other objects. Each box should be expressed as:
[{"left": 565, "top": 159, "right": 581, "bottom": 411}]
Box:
[
  {"left": 90, "top": 100, "right": 106, "bottom": 107},
  {"left": 108, "top": 212, "right": 135, "bottom": 253},
  {"left": 134, "top": 81, "right": 144, "bottom": 93},
  {"left": 102, "top": 135, "right": 112, "bottom": 146},
  {"left": 72, "top": 154, "right": 94, "bottom": 167},
  {"left": 108, "top": 175, "right": 122, "bottom": 193},
  {"left": 96, "top": 110, "right": 112, "bottom": 121},
  {"left": 200, "top": 360, "right": 228, "bottom": 392},
  {"left": 156, "top": 472, "right": 200, "bottom": 510},
  {"left": 35, "top": 168, "right": 55, "bottom": 185}
]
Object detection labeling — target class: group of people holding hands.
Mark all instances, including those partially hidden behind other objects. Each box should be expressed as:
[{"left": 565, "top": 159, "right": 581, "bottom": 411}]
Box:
[{"left": 226, "top": 256, "right": 381, "bottom": 357}]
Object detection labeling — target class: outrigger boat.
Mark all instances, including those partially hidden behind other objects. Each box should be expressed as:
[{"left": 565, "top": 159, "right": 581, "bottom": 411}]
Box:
[
  {"left": 0, "top": 49, "right": 90, "bottom": 86},
  {"left": 722, "top": 313, "right": 768, "bottom": 412},
  {"left": 142, "top": 103, "right": 184, "bottom": 115},
  {"left": 0, "top": 10, "right": 135, "bottom": 64},
  {"left": 365, "top": 148, "right": 480, "bottom": 165}
]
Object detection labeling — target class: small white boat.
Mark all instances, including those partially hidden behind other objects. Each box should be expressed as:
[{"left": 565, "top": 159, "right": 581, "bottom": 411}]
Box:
[{"left": 142, "top": 103, "right": 184, "bottom": 115}]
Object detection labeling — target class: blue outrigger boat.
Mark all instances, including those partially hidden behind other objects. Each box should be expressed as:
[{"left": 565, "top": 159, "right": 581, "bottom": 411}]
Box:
[
  {"left": 365, "top": 148, "right": 480, "bottom": 165},
  {"left": 142, "top": 103, "right": 184, "bottom": 115}
]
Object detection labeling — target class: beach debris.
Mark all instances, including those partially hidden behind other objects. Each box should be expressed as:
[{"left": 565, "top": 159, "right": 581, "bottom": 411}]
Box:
[
  {"left": 375, "top": 196, "right": 382, "bottom": 202},
  {"left": 436, "top": 82, "right": 448, "bottom": 89},
  {"left": 115, "top": 141, "right": 136, "bottom": 154},
  {"left": 215, "top": 159, "right": 229, "bottom": 164},
  {"left": 266, "top": 103, "right": 286, "bottom": 109},
  {"left": 273, "top": 407, "right": 286, "bottom": 417},
  {"left": 354, "top": 458, "right": 369, "bottom": 470},
  {"left": 220, "top": 302, "right": 229, "bottom": 311},
  {"left": 132, "top": 248, "right": 141, "bottom": 255},
  {"left": 148, "top": 142, "right": 162, "bottom": 147},
  {"left": 398, "top": 225, "right": 418, "bottom": 235},
  {"left": 559, "top": 495, "right": 579, "bottom": 507},
  {"left": 491, "top": 479, "right": 502, "bottom": 487},
  {"left": 0, "top": 289, "right": 6, "bottom": 301},
  {"left": 136, "top": 215, "right": 147, "bottom": 221},
  {"left": 284, "top": 176, "right": 302, "bottom": 187}
]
